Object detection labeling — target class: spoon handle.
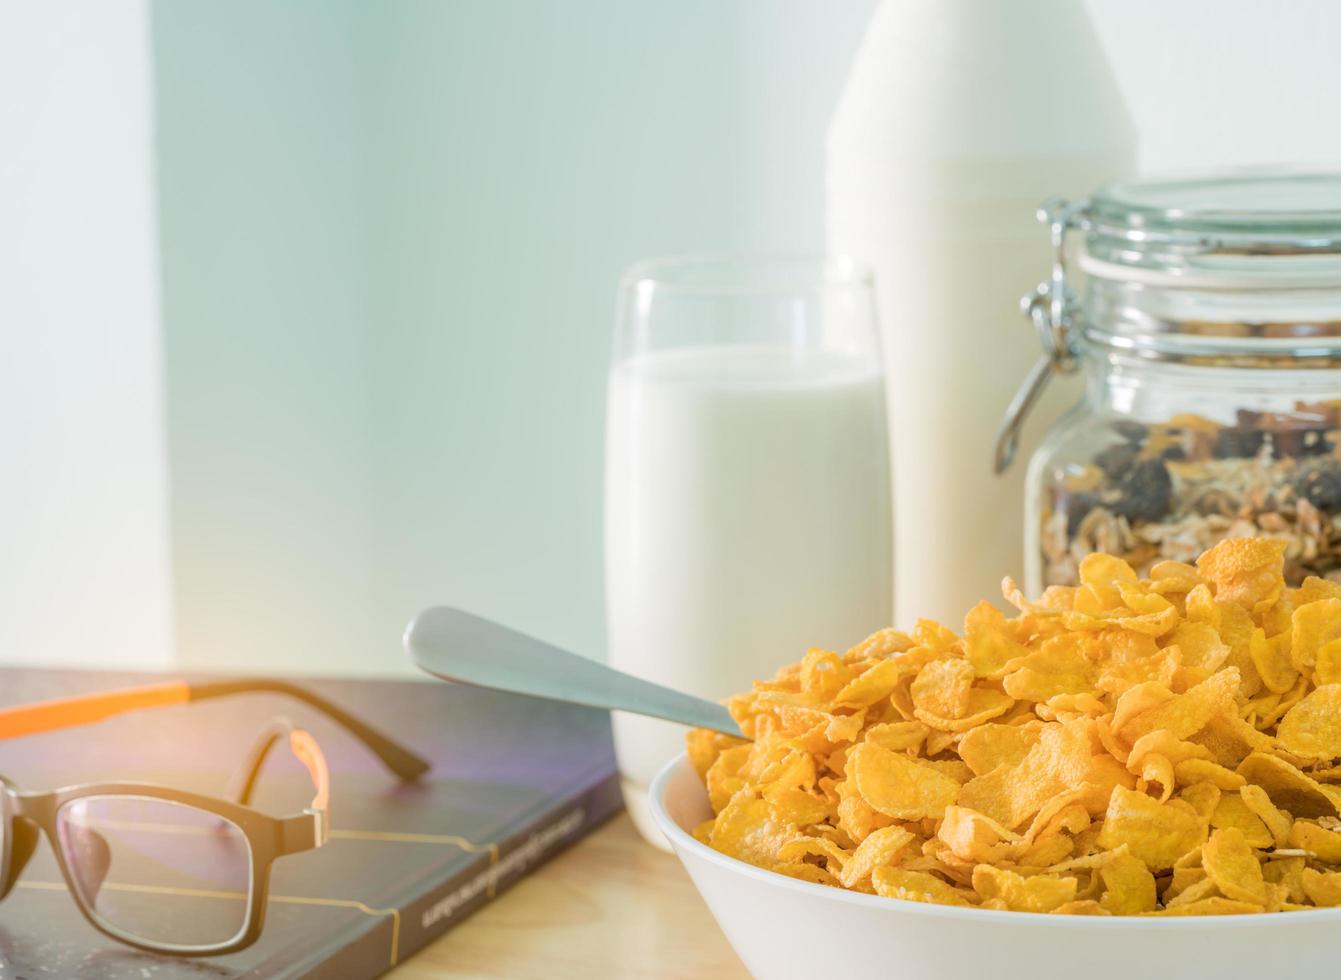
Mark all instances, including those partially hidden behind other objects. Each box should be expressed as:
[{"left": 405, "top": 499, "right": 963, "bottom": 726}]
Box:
[{"left": 404, "top": 606, "right": 744, "bottom": 739}]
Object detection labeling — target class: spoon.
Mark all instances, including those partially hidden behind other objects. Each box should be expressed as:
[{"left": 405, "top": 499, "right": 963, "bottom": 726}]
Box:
[{"left": 404, "top": 606, "right": 744, "bottom": 738}]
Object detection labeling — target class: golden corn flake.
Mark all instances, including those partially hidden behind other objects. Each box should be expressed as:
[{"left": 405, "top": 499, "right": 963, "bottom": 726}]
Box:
[
  {"left": 1249, "top": 627, "right": 1298, "bottom": 695},
  {"left": 708, "top": 794, "right": 793, "bottom": 867},
  {"left": 1174, "top": 758, "right": 1245, "bottom": 791},
  {"left": 964, "top": 605, "right": 1028, "bottom": 678},
  {"left": 848, "top": 741, "right": 959, "bottom": 821},
  {"left": 1170, "top": 621, "right": 1231, "bottom": 672},
  {"left": 1276, "top": 684, "right": 1341, "bottom": 760},
  {"left": 914, "top": 688, "right": 1015, "bottom": 733},
  {"left": 910, "top": 658, "right": 976, "bottom": 719},
  {"left": 1238, "top": 783, "right": 1294, "bottom": 848},
  {"left": 957, "top": 723, "right": 1041, "bottom": 776},
  {"left": 1098, "top": 850, "right": 1157, "bottom": 914},
  {"left": 1287, "top": 820, "right": 1341, "bottom": 863},
  {"left": 837, "top": 825, "right": 915, "bottom": 889},
  {"left": 1290, "top": 599, "right": 1341, "bottom": 677},
  {"left": 1166, "top": 874, "right": 1219, "bottom": 908},
  {"left": 1195, "top": 538, "right": 1285, "bottom": 613},
  {"left": 1118, "top": 668, "right": 1240, "bottom": 743},
  {"left": 1210, "top": 793, "right": 1274, "bottom": 849},
  {"left": 1202, "top": 827, "right": 1268, "bottom": 905},
  {"left": 692, "top": 538, "right": 1341, "bottom": 914},
  {"left": 1097, "top": 786, "right": 1207, "bottom": 871},
  {"left": 872, "top": 867, "right": 972, "bottom": 906},
  {"left": 1177, "top": 781, "right": 1221, "bottom": 825},
  {"left": 1053, "top": 899, "right": 1111, "bottom": 916},
  {"left": 1237, "top": 752, "right": 1338, "bottom": 819},
  {"left": 1154, "top": 897, "right": 1265, "bottom": 916},
  {"left": 1301, "top": 867, "right": 1341, "bottom": 907},
  {"left": 863, "top": 720, "right": 930, "bottom": 754},
  {"left": 937, "top": 805, "right": 1020, "bottom": 863},
  {"left": 1315, "top": 639, "right": 1341, "bottom": 685},
  {"left": 777, "top": 835, "right": 848, "bottom": 866},
  {"left": 831, "top": 657, "right": 907, "bottom": 708},
  {"left": 972, "top": 865, "right": 1077, "bottom": 913},
  {"left": 1001, "top": 637, "right": 1097, "bottom": 702},
  {"left": 773, "top": 861, "right": 840, "bottom": 887}
]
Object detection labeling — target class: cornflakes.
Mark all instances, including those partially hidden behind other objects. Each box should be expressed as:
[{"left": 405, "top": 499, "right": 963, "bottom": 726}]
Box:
[
  {"left": 1210, "top": 793, "right": 1274, "bottom": 849},
  {"left": 1098, "top": 850, "right": 1157, "bottom": 914},
  {"left": 1276, "top": 684, "right": 1341, "bottom": 760},
  {"left": 872, "top": 867, "right": 972, "bottom": 906},
  {"left": 971, "top": 865, "right": 1077, "bottom": 913},
  {"left": 692, "top": 538, "right": 1341, "bottom": 914},
  {"left": 848, "top": 741, "right": 959, "bottom": 821},
  {"left": 1288, "top": 820, "right": 1341, "bottom": 862},
  {"left": 1202, "top": 827, "right": 1268, "bottom": 905},
  {"left": 837, "top": 825, "right": 915, "bottom": 889},
  {"left": 1097, "top": 786, "right": 1207, "bottom": 871}
]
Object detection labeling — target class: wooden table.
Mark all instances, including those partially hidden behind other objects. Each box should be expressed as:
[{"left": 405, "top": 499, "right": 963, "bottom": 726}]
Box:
[{"left": 387, "top": 814, "right": 749, "bottom": 979}]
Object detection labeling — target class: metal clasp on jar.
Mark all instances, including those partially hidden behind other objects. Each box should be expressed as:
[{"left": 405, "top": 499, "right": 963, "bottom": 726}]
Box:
[{"left": 993, "top": 198, "right": 1090, "bottom": 474}]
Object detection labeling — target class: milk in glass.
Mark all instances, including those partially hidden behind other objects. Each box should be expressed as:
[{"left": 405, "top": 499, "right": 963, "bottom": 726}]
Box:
[{"left": 605, "top": 343, "right": 891, "bottom": 846}]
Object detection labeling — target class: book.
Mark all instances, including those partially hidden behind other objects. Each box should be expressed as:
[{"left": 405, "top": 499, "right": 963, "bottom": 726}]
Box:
[{"left": 0, "top": 668, "right": 621, "bottom": 978}]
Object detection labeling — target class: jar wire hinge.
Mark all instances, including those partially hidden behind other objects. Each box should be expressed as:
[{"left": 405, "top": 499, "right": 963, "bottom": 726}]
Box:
[{"left": 994, "top": 198, "right": 1089, "bottom": 475}]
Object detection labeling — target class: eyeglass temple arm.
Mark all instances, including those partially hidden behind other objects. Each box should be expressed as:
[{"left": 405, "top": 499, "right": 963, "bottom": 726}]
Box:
[
  {"left": 189, "top": 679, "right": 428, "bottom": 781},
  {"left": 227, "top": 717, "right": 331, "bottom": 812},
  {"left": 229, "top": 719, "right": 333, "bottom": 854},
  {"left": 0, "top": 678, "right": 430, "bottom": 782}
]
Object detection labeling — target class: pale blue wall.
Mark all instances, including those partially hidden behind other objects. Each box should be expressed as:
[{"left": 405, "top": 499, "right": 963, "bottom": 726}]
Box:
[
  {"left": 153, "top": 1, "right": 377, "bottom": 671},
  {"left": 152, "top": 0, "right": 876, "bottom": 674}
]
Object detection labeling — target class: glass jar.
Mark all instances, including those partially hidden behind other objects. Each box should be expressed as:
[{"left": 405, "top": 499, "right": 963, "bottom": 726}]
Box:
[{"left": 996, "top": 168, "right": 1341, "bottom": 594}]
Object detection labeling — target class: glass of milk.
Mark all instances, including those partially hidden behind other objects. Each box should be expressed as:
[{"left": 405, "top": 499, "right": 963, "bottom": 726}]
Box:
[{"left": 605, "top": 255, "right": 892, "bottom": 848}]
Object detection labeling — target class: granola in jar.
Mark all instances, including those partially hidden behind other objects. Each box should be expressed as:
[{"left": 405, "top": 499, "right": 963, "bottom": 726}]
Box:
[{"left": 1041, "top": 403, "right": 1341, "bottom": 586}]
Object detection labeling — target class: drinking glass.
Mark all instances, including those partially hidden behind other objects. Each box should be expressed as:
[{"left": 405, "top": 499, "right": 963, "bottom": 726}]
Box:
[{"left": 604, "top": 255, "right": 892, "bottom": 848}]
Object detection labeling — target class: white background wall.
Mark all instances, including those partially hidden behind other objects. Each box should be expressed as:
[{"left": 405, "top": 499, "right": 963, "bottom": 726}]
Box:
[
  {"left": 0, "top": 0, "right": 173, "bottom": 669},
  {"left": 5, "top": 1, "right": 1341, "bottom": 676},
  {"left": 1087, "top": 0, "right": 1341, "bottom": 170}
]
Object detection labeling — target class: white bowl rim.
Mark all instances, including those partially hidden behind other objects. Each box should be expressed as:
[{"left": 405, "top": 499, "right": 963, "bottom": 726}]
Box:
[{"left": 648, "top": 752, "right": 1341, "bottom": 929}]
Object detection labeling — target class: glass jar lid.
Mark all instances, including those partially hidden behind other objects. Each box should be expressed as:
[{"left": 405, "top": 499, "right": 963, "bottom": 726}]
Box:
[
  {"left": 1082, "top": 167, "right": 1341, "bottom": 288},
  {"left": 994, "top": 168, "right": 1341, "bottom": 474}
]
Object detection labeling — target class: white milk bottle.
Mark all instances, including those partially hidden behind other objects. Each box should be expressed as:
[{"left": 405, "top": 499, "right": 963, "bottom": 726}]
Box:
[
  {"left": 827, "top": 0, "right": 1136, "bottom": 626},
  {"left": 604, "top": 257, "right": 891, "bottom": 848}
]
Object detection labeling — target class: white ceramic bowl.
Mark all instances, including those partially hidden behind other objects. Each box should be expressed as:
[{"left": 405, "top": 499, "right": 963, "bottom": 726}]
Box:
[{"left": 649, "top": 753, "right": 1341, "bottom": 980}]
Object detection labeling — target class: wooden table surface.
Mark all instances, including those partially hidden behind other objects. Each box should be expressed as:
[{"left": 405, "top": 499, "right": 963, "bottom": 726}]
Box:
[{"left": 387, "top": 813, "right": 749, "bottom": 979}]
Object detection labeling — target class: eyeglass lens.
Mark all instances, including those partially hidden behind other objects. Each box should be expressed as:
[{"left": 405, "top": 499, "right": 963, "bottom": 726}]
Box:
[{"left": 57, "top": 796, "right": 252, "bottom": 950}]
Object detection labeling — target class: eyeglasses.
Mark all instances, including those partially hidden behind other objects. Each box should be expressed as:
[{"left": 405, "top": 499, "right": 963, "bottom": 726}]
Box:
[{"left": 0, "top": 678, "right": 428, "bottom": 956}]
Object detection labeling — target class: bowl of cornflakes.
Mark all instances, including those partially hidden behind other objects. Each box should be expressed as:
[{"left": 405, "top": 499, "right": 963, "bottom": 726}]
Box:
[{"left": 649, "top": 539, "right": 1341, "bottom": 980}]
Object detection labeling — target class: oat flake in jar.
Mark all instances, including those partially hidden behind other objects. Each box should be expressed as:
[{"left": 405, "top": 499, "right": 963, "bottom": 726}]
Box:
[{"left": 996, "top": 168, "right": 1341, "bottom": 593}]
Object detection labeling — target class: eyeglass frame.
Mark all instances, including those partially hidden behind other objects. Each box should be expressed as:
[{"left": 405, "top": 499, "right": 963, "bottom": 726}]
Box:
[{"left": 0, "top": 678, "right": 429, "bottom": 956}]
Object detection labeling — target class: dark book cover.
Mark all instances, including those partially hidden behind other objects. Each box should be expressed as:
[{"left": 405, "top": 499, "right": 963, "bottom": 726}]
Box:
[{"left": 0, "top": 668, "right": 621, "bottom": 978}]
